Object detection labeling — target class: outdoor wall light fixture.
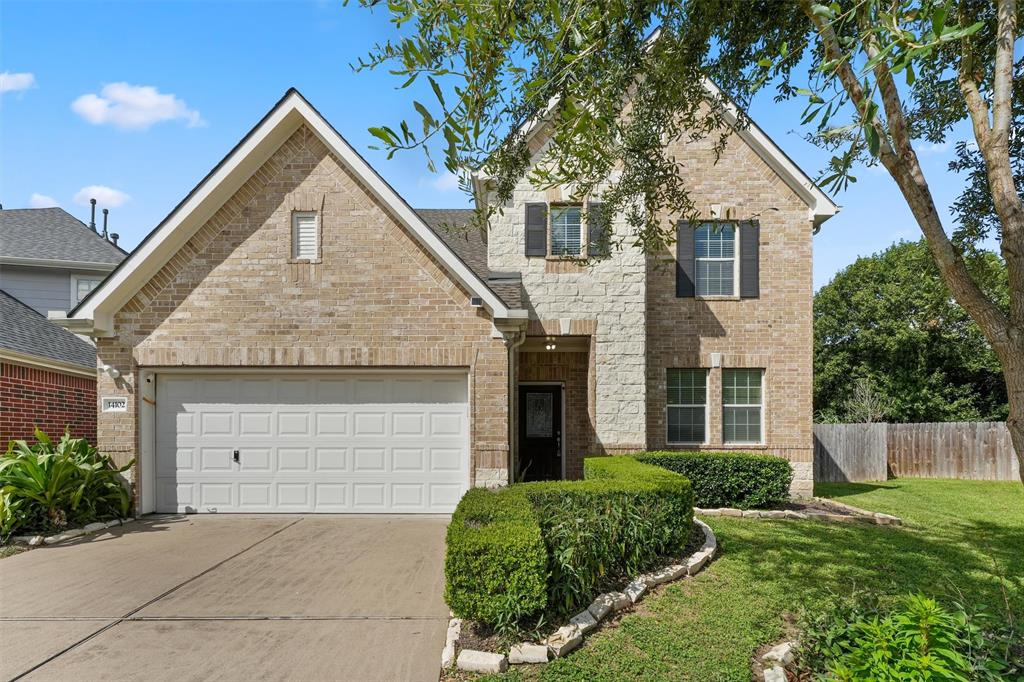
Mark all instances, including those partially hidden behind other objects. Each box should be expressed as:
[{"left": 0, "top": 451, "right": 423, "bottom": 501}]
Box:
[
  {"left": 544, "top": 337, "right": 557, "bottom": 351},
  {"left": 99, "top": 364, "right": 121, "bottom": 379}
]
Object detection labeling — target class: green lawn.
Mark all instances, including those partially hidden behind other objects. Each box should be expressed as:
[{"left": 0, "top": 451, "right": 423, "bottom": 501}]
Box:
[{"left": 484, "top": 479, "right": 1023, "bottom": 682}]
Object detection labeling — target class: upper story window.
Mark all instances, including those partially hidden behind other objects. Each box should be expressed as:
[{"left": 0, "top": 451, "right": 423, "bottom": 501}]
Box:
[
  {"left": 549, "top": 205, "right": 583, "bottom": 257},
  {"left": 677, "top": 220, "right": 759, "bottom": 299},
  {"left": 72, "top": 274, "right": 103, "bottom": 305},
  {"left": 292, "top": 211, "right": 318, "bottom": 260},
  {"left": 695, "top": 223, "right": 736, "bottom": 296}
]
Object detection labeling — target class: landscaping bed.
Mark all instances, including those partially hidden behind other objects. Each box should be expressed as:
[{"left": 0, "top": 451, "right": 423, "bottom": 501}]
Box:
[
  {"left": 474, "top": 479, "right": 1023, "bottom": 681},
  {"left": 0, "top": 430, "right": 133, "bottom": 542}
]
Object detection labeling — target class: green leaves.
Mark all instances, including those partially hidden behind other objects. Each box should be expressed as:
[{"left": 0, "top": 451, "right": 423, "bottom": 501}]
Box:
[{"left": 0, "top": 430, "right": 134, "bottom": 539}]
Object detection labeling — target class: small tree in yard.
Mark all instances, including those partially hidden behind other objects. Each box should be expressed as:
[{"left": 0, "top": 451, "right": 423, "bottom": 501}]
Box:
[
  {"left": 351, "top": 0, "right": 1023, "bottom": 484},
  {"left": 843, "top": 377, "right": 895, "bottom": 423}
]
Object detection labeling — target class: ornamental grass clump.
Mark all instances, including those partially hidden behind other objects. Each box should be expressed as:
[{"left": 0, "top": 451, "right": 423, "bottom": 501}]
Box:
[{"left": 0, "top": 429, "right": 133, "bottom": 539}]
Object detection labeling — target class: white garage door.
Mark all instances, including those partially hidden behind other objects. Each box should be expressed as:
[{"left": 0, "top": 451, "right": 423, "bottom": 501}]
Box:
[{"left": 155, "top": 372, "right": 469, "bottom": 514}]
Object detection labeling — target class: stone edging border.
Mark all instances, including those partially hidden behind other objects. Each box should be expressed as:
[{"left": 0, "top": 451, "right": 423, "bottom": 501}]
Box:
[
  {"left": 759, "top": 641, "right": 797, "bottom": 682},
  {"left": 695, "top": 500, "right": 901, "bottom": 526},
  {"left": 9, "top": 517, "right": 137, "bottom": 547},
  {"left": 443, "top": 518, "right": 718, "bottom": 674}
]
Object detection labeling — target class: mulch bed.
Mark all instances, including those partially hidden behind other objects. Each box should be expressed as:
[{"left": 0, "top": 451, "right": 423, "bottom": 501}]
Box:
[{"left": 783, "top": 499, "right": 861, "bottom": 517}]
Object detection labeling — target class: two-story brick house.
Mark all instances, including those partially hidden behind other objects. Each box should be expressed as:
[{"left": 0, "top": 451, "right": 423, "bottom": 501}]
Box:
[{"left": 65, "top": 88, "right": 834, "bottom": 515}]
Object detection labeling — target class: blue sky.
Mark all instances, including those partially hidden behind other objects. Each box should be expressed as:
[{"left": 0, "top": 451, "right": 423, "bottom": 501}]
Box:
[{"left": 1, "top": 0, "right": 976, "bottom": 289}]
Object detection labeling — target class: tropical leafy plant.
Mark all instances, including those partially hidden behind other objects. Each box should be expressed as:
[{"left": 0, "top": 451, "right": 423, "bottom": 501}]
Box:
[{"left": 0, "top": 429, "right": 133, "bottom": 539}]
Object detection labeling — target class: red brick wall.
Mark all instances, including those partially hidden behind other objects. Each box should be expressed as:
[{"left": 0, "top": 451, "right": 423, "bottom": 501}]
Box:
[{"left": 1, "top": 362, "right": 96, "bottom": 445}]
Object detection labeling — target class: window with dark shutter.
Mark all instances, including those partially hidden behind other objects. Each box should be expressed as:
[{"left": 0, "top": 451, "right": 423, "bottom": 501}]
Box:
[
  {"left": 525, "top": 203, "right": 548, "bottom": 256},
  {"left": 739, "top": 221, "right": 760, "bottom": 298},
  {"left": 587, "top": 202, "right": 610, "bottom": 259},
  {"left": 676, "top": 221, "right": 695, "bottom": 297}
]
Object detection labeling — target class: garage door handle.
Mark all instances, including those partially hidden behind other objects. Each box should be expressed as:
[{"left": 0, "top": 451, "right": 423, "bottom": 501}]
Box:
[{"left": 233, "top": 450, "right": 240, "bottom": 463}]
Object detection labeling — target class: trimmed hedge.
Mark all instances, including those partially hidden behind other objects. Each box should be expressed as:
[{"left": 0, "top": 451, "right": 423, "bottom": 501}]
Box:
[
  {"left": 635, "top": 451, "right": 792, "bottom": 509},
  {"left": 444, "top": 457, "right": 693, "bottom": 627},
  {"left": 444, "top": 488, "right": 547, "bottom": 626}
]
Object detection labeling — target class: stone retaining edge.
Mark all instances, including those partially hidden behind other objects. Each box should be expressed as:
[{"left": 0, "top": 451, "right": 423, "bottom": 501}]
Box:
[
  {"left": 445, "top": 518, "right": 718, "bottom": 674},
  {"left": 9, "top": 517, "right": 137, "bottom": 547},
  {"left": 695, "top": 502, "right": 901, "bottom": 525}
]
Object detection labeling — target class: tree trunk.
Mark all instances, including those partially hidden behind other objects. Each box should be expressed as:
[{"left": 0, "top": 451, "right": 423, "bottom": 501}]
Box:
[{"left": 996, "top": 341, "right": 1024, "bottom": 484}]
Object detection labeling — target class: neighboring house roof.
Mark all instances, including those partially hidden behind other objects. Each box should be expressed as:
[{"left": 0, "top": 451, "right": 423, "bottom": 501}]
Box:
[
  {"left": 0, "top": 290, "right": 96, "bottom": 373},
  {"left": 416, "top": 208, "right": 522, "bottom": 308},
  {"left": 0, "top": 207, "right": 127, "bottom": 268},
  {"left": 69, "top": 89, "right": 525, "bottom": 334}
]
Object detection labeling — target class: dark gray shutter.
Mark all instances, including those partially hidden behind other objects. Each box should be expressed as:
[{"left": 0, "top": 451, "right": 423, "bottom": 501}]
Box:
[
  {"left": 676, "top": 221, "right": 695, "bottom": 298},
  {"left": 740, "top": 220, "right": 760, "bottom": 298},
  {"left": 525, "top": 203, "right": 547, "bottom": 256},
  {"left": 587, "top": 202, "right": 610, "bottom": 259}
]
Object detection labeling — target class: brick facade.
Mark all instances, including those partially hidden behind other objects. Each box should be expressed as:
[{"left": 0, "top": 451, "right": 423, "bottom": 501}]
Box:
[
  {"left": 96, "top": 124, "right": 509, "bottom": 491},
  {"left": 1, "top": 362, "right": 96, "bottom": 444}
]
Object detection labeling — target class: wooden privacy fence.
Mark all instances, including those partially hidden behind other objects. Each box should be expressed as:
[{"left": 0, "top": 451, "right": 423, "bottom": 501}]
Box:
[{"left": 814, "top": 421, "right": 1021, "bottom": 482}]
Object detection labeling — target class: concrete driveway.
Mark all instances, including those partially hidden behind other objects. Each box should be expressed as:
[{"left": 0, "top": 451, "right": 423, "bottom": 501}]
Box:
[{"left": 0, "top": 515, "right": 450, "bottom": 682}]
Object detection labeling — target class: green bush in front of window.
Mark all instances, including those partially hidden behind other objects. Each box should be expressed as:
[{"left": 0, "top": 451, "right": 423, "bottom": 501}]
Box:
[
  {"left": 635, "top": 450, "right": 792, "bottom": 509},
  {"left": 443, "top": 456, "right": 693, "bottom": 630}
]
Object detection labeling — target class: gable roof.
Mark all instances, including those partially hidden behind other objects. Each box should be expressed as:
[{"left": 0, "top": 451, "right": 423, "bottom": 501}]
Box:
[
  {"left": 416, "top": 209, "right": 522, "bottom": 308},
  {"left": 69, "top": 89, "right": 525, "bottom": 333},
  {"left": 0, "top": 207, "right": 127, "bottom": 268},
  {"left": 0, "top": 290, "right": 96, "bottom": 373},
  {"left": 486, "top": 37, "right": 838, "bottom": 227}
]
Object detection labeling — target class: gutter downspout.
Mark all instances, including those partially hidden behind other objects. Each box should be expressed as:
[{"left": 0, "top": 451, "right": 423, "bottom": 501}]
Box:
[{"left": 503, "top": 329, "right": 527, "bottom": 484}]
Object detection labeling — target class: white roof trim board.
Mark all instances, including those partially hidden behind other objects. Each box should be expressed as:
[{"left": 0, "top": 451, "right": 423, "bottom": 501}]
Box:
[{"left": 71, "top": 89, "right": 520, "bottom": 334}]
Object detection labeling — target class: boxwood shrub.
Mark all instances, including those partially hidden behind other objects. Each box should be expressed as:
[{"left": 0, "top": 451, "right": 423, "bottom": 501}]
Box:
[
  {"left": 635, "top": 451, "right": 792, "bottom": 509},
  {"left": 444, "top": 457, "right": 693, "bottom": 628}
]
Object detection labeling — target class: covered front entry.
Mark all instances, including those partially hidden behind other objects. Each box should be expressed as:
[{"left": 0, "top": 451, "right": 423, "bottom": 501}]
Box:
[
  {"left": 516, "top": 336, "right": 594, "bottom": 481},
  {"left": 153, "top": 371, "right": 470, "bottom": 514}
]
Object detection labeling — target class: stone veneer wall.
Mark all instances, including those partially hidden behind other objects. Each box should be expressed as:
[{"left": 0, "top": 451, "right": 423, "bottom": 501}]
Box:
[
  {"left": 95, "top": 124, "right": 510, "bottom": 494},
  {"left": 487, "top": 154, "right": 647, "bottom": 453},
  {"left": 645, "top": 131, "right": 815, "bottom": 496}
]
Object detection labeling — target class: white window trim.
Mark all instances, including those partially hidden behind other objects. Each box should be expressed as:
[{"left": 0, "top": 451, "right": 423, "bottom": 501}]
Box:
[
  {"left": 723, "top": 368, "right": 765, "bottom": 445},
  {"left": 666, "top": 368, "right": 709, "bottom": 446},
  {"left": 695, "top": 222, "right": 740, "bottom": 299},
  {"left": 548, "top": 204, "right": 585, "bottom": 258},
  {"left": 70, "top": 274, "right": 104, "bottom": 306},
  {"left": 291, "top": 210, "right": 319, "bottom": 261}
]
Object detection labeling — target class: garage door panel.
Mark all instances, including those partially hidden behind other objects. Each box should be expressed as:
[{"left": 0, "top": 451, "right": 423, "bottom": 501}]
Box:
[{"left": 155, "top": 373, "right": 469, "bottom": 514}]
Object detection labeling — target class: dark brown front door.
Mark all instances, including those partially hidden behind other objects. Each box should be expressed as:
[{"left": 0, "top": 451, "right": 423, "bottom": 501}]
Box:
[{"left": 518, "top": 385, "right": 562, "bottom": 481}]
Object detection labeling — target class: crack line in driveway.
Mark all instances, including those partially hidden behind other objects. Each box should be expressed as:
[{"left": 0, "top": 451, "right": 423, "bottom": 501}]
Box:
[{"left": 9, "top": 518, "right": 303, "bottom": 682}]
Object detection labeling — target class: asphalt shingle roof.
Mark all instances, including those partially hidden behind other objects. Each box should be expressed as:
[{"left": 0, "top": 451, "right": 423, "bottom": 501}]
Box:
[
  {"left": 0, "top": 207, "right": 126, "bottom": 264},
  {"left": 0, "top": 291, "right": 97, "bottom": 370},
  {"left": 415, "top": 208, "right": 522, "bottom": 308}
]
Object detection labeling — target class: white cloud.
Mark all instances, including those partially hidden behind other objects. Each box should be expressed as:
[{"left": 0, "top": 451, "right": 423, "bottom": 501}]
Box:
[
  {"left": 71, "top": 83, "right": 205, "bottom": 130},
  {"left": 29, "top": 193, "right": 59, "bottom": 208},
  {"left": 74, "top": 185, "right": 130, "bottom": 207},
  {"left": 0, "top": 71, "right": 36, "bottom": 94},
  {"left": 429, "top": 172, "right": 461, "bottom": 192},
  {"left": 916, "top": 141, "right": 950, "bottom": 155}
]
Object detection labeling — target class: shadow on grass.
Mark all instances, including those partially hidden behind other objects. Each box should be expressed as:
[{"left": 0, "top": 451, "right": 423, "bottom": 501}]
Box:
[
  {"left": 716, "top": 515, "right": 1021, "bottom": 615},
  {"left": 814, "top": 481, "right": 899, "bottom": 498}
]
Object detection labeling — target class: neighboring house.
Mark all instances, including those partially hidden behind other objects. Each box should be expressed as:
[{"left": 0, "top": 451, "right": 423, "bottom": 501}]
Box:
[
  {"left": 0, "top": 207, "right": 126, "bottom": 315},
  {"left": 0, "top": 292, "right": 99, "bottom": 443},
  {"left": 0, "top": 207, "right": 126, "bottom": 443},
  {"left": 65, "top": 89, "right": 835, "bottom": 516}
]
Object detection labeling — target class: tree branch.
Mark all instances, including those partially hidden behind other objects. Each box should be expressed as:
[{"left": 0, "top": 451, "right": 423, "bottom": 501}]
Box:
[{"left": 801, "top": 0, "right": 1012, "bottom": 351}]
